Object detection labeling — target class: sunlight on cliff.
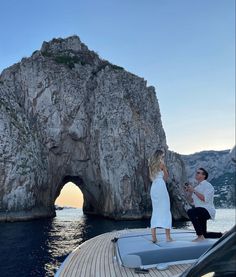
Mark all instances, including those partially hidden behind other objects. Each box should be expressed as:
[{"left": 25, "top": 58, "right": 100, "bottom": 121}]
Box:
[{"left": 55, "top": 182, "right": 83, "bottom": 208}]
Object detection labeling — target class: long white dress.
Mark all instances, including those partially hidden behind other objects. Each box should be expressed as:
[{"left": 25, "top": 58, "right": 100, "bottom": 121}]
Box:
[{"left": 150, "top": 170, "right": 172, "bottom": 229}]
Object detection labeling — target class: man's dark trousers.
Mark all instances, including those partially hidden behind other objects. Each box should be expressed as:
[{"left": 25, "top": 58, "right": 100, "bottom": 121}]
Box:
[{"left": 187, "top": 207, "right": 222, "bottom": 238}]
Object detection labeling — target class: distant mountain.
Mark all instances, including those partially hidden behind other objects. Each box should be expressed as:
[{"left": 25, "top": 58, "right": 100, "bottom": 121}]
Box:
[{"left": 181, "top": 148, "right": 235, "bottom": 208}]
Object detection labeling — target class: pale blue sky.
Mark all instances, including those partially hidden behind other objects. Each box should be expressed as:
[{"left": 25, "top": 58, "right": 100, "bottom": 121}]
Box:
[{"left": 0, "top": 0, "right": 235, "bottom": 154}]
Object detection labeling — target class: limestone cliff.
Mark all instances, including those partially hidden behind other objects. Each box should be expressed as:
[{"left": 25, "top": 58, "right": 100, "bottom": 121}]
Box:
[{"left": 0, "top": 36, "right": 188, "bottom": 221}]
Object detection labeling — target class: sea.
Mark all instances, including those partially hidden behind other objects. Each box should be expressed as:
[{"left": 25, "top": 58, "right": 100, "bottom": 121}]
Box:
[{"left": 0, "top": 208, "right": 235, "bottom": 277}]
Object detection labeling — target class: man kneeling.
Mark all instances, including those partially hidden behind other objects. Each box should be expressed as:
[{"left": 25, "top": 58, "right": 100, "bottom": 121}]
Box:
[{"left": 185, "top": 167, "right": 223, "bottom": 242}]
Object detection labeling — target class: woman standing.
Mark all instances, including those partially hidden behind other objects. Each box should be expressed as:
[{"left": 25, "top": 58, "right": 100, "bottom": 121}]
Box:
[{"left": 149, "top": 149, "right": 173, "bottom": 242}]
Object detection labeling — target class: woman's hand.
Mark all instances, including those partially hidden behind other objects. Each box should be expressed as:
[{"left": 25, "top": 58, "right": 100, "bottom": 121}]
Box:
[
  {"left": 159, "top": 160, "right": 165, "bottom": 170},
  {"left": 161, "top": 162, "right": 168, "bottom": 181}
]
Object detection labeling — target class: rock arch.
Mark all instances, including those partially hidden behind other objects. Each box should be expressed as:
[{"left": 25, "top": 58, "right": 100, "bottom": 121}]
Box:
[
  {"left": 0, "top": 36, "right": 188, "bottom": 221},
  {"left": 55, "top": 176, "right": 84, "bottom": 207}
]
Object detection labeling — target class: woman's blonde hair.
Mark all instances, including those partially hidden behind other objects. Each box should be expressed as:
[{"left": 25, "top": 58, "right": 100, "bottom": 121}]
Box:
[{"left": 148, "top": 149, "right": 164, "bottom": 181}]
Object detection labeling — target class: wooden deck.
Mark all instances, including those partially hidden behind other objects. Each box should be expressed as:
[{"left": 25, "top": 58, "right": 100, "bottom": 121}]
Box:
[{"left": 56, "top": 229, "right": 191, "bottom": 277}]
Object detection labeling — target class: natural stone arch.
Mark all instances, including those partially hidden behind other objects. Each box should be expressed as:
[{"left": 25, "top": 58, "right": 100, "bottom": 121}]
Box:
[
  {"left": 0, "top": 36, "right": 189, "bottom": 222},
  {"left": 55, "top": 176, "right": 84, "bottom": 208},
  {"left": 55, "top": 175, "right": 106, "bottom": 215}
]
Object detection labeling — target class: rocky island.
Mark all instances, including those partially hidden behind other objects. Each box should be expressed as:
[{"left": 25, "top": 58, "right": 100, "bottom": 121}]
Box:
[{"left": 0, "top": 36, "right": 192, "bottom": 221}]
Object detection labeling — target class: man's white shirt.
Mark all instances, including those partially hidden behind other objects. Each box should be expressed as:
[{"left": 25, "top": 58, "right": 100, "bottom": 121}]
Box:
[{"left": 192, "top": 180, "right": 216, "bottom": 220}]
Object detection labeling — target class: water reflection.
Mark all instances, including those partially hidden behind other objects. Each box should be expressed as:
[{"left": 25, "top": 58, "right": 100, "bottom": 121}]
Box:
[{"left": 0, "top": 208, "right": 191, "bottom": 277}]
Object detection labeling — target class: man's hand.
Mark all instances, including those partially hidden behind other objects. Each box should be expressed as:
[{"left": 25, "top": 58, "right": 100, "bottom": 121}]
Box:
[
  {"left": 187, "top": 184, "right": 194, "bottom": 193},
  {"left": 184, "top": 183, "right": 193, "bottom": 192}
]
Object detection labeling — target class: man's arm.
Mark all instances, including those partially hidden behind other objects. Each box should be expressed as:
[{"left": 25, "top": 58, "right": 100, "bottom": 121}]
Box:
[
  {"left": 184, "top": 184, "right": 194, "bottom": 204},
  {"left": 193, "top": 190, "right": 205, "bottom": 202},
  {"left": 187, "top": 185, "right": 205, "bottom": 202}
]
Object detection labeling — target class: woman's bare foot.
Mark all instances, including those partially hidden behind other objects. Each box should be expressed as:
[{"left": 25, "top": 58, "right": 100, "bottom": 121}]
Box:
[
  {"left": 151, "top": 228, "right": 157, "bottom": 243},
  {"left": 165, "top": 229, "right": 172, "bottom": 242},
  {"left": 192, "top": 235, "right": 205, "bottom": 242},
  {"left": 152, "top": 235, "right": 157, "bottom": 243}
]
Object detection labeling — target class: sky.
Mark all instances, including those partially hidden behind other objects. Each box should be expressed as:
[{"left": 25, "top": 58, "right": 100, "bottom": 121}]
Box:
[
  {"left": 55, "top": 182, "right": 83, "bottom": 208},
  {"left": 0, "top": 1, "right": 235, "bottom": 206}
]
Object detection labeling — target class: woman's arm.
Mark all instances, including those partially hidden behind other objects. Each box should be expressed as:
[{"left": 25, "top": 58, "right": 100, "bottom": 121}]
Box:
[{"left": 160, "top": 164, "right": 168, "bottom": 182}]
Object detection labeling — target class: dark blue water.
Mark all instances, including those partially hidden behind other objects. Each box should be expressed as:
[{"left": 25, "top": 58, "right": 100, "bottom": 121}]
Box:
[{"left": 0, "top": 208, "right": 234, "bottom": 277}]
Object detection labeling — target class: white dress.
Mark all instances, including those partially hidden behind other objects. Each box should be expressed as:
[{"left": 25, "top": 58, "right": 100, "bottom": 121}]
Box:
[{"left": 150, "top": 170, "right": 172, "bottom": 229}]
